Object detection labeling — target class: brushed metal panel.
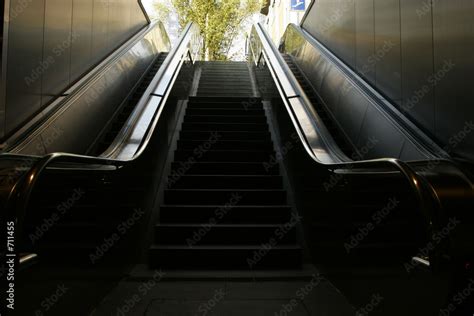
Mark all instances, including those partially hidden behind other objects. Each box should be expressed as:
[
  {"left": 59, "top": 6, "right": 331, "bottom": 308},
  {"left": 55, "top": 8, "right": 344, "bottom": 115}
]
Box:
[
  {"left": 280, "top": 24, "right": 436, "bottom": 160},
  {"left": 302, "top": 0, "right": 356, "bottom": 68},
  {"left": 17, "top": 137, "right": 47, "bottom": 156},
  {"left": 355, "top": 0, "right": 375, "bottom": 84},
  {"left": 357, "top": 105, "right": 405, "bottom": 159},
  {"left": 71, "top": 0, "right": 93, "bottom": 81},
  {"left": 300, "top": 42, "right": 327, "bottom": 92},
  {"left": 38, "top": 24, "right": 165, "bottom": 155},
  {"left": 319, "top": 65, "right": 344, "bottom": 115},
  {"left": 334, "top": 0, "right": 356, "bottom": 68},
  {"left": 3, "top": 0, "right": 151, "bottom": 141},
  {"left": 400, "top": 139, "right": 427, "bottom": 161},
  {"left": 108, "top": 0, "right": 126, "bottom": 48},
  {"left": 374, "top": 0, "right": 401, "bottom": 104},
  {"left": 5, "top": 0, "right": 45, "bottom": 134},
  {"left": 92, "top": 0, "right": 110, "bottom": 65},
  {"left": 400, "top": 0, "right": 435, "bottom": 133},
  {"left": 41, "top": 0, "right": 73, "bottom": 106},
  {"left": 433, "top": 0, "right": 474, "bottom": 159},
  {"left": 301, "top": 0, "right": 319, "bottom": 39},
  {"left": 130, "top": 0, "right": 146, "bottom": 34},
  {"left": 336, "top": 81, "right": 369, "bottom": 146},
  {"left": 120, "top": 0, "right": 132, "bottom": 40}
]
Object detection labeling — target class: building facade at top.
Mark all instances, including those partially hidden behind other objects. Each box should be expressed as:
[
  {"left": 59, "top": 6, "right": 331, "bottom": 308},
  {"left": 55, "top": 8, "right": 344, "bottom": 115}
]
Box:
[{"left": 263, "top": 0, "right": 309, "bottom": 44}]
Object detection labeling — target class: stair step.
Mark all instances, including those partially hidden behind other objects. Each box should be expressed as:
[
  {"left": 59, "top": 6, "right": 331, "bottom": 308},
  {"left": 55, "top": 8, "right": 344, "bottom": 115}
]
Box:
[
  {"left": 159, "top": 205, "right": 292, "bottom": 223},
  {"left": 198, "top": 82, "right": 252, "bottom": 87},
  {"left": 186, "top": 108, "right": 264, "bottom": 116},
  {"left": 198, "top": 87, "right": 252, "bottom": 92},
  {"left": 148, "top": 66, "right": 300, "bottom": 270},
  {"left": 177, "top": 140, "right": 273, "bottom": 151},
  {"left": 170, "top": 162, "right": 278, "bottom": 175},
  {"left": 181, "top": 122, "right": 268, "bottom": 131},
  {"left": 173, "top": 150, "right": 273, "bottom": 162},
  {"left": 168, "top": 175, "right": 283, "bottom": 189},
  {"left": 179, "top": 131, "right": 270, "bottom": 141},
  {"left": 149, "top": 245, "right": 302, "bottom": 269},
  {"left": 184, "top": 115, "right": 267, "bottom": 124},
  {"left": 154, "top": 224, "right": 296, "bottom": 245},
  {"left": 188, "top": 96, "right": 261, "bottom": 103},
  {"left": 187, "top": 103, "right": 262, "bottom": 110},
  {"left": 163, "top": 189, "right": 287, "bottom": 205},
  {"left": 197, "top": 92, "right": 253, "bottom": 97}
]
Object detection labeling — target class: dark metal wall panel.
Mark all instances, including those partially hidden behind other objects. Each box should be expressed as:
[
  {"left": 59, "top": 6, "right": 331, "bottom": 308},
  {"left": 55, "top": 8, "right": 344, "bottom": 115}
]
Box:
[
  {"left": 355, "top": 0, "right": 375, "bottom": 85},
  {"left": 433, "top": 0, "right": 474, "bottom": 159},
  {"left": 400, "top": 0, "right": 435, "bottom": 133},
  {"left": 41, "top": 0, "right": 73, "bottom": 106},
  {"left": 336, "top": 83, "right": 369, "bottom": 146},
  {"left": 5, "top": 0, "right": 46, "bottom": 134},
  {"left": 16, "top": 24, "right": 169, "bottom": 155},
  {"left": 333, "top": 0, "right": 356, "bottom": 68},
  {"left": 130, "top": 0, "right": 146, "bottom": 35},
  {"left": 302, "top": 0, "right": 356, "bottom": 68},
  {"left": 71, "top": 0, "right": 94, "bottom": 81},
  {"left": 5, "top": 0, "right": 45, "bottom": 133},
  {"left": 91, "top": 0, "right": 110, "bottom": 66},
  {"left": 108, "top": 0, "right": 126, "bottom": 48},
  {"left": 300, "top": 0, "right": 474, "bottom": 159},
  {"left": 280, "top": 25, "right": 434, "bottom": 160},
  {"left": 374, "top": 0, "right": 401, "bottom": 104},
  {"left": 357, "top": 106, "right": 405, "bottom": 158},
  {"left": 120, "top": 0, "right": 132, "bottom": 41},
  {"left": 3, "top": 0, "right": 148, "bottom": 139}
]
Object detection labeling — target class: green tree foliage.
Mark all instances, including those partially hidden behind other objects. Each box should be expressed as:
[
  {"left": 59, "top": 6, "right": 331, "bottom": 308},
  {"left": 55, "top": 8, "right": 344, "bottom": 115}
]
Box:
[
  {"left": 152, "top": 1, "right": 172, "bottom": 23},
  {"left": 170, "top": 0, "right": 262, "bottom": 60}
]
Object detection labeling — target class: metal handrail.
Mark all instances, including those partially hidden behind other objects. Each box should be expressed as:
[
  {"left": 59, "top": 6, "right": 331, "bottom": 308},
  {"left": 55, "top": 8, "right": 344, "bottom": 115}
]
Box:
[
  {"left": 4, "top": 22, "right": 202, "bottom": 244},
  {"left": 138, "top": 0, "right": 151, "bottom": 24},
  {"left": 249, "top": 22, "right": 445, "bottom": 265}
]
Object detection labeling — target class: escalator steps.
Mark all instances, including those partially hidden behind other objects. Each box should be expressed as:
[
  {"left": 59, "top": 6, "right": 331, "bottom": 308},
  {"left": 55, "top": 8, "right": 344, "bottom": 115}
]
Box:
[{"left": 94, "top": 53, "right": 168, "bottom": 155}]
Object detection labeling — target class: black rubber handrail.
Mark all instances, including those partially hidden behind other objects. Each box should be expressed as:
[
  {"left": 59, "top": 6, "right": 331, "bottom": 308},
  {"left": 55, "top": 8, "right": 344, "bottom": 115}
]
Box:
[
  {"left": 4, "top": 22, "right": 201, "bottom": 245},
  {"left": 138, "top": 0, "right": 151, "bottom": 24},
  {"left": 249, "top": 22, "right": 448, "bottom": 266}
]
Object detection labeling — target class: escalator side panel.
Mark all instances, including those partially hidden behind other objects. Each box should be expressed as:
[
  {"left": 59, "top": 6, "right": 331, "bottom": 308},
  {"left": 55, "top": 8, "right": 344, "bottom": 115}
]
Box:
[{"left": 279, "top": 24, "right": 446, "bottom": 162}]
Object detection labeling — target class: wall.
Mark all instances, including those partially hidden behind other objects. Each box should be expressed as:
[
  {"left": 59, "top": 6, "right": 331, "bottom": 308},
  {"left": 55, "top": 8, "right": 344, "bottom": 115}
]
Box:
[
  {"left": 265, "top": 0, "right": 308, "bottom": 44},
  {"left": 301, "top": 0, "right": 474, "bottom": 160},
  {"left": 0, "top": 0, "right": 148, "bottom": 140}
]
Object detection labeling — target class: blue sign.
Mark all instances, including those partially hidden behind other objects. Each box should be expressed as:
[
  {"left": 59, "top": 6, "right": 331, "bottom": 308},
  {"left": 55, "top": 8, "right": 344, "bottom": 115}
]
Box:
[{"left": 291, "top": 0, "right": 305, "bottom": 11}]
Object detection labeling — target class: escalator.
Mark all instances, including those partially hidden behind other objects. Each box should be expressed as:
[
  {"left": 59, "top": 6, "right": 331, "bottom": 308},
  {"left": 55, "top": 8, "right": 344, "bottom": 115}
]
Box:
[
  {"left": 91, "top": 53, "right": 169, "bottom": 155},
  {"left": 282, "top": 54, "right": 355, "bottom": 158},
  {"left": 248, "top": 22, "right": 474, "bottom": 314},
  {"left": 2, "top": 19, "right": 473, "bottom": 316},
  {"left": 280, "top": 53, "right": 426, "bottom": 264}
]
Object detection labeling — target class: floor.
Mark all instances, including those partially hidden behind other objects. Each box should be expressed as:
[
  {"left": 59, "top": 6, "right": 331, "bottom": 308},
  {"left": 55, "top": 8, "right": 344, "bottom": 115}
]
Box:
[
  {"left": 17, "top": 263, "right": 462, "bottom": 315},
  {"left": 89, "top": 265, "right": 355, "bottom": 316}
]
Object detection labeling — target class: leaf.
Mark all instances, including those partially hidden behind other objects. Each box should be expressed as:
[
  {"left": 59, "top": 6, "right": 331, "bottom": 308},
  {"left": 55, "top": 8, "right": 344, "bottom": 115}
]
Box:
[{"left": 171, "top": 0, "right": 263, "bottom": 60}]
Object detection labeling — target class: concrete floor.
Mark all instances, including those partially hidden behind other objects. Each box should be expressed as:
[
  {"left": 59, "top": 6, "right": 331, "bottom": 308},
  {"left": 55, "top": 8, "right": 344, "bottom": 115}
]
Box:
[
  {"left": 89, "top": 266, "right": 355, "bottom": 316},
  {"left": 17, "top": 263, "right": 462, "bottom": 315}
]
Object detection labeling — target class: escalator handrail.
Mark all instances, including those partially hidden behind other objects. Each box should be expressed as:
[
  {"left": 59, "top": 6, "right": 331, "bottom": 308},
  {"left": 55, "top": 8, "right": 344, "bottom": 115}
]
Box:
[
  {"left": 138, "top": 0, "right": 151, "bottom": 24},
  {"left": 4, "top": 22, "right": 201, "bottom": 243},
  {"left": 102, "top": 23, "right": 201, "bottom": 160},
  {"left": 249, "top": 22, "right": 446, "bottom": 264}
]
